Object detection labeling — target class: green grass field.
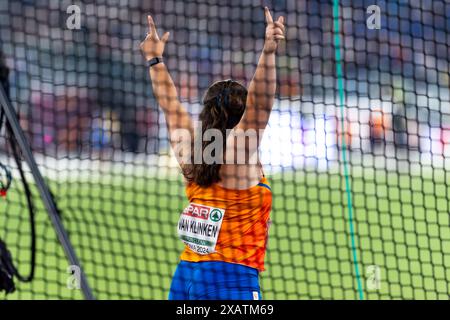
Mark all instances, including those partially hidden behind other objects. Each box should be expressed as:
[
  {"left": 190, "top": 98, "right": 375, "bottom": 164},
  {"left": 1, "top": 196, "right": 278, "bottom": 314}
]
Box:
[{"left": 1, "top": 166, "right": 449, "bottom": 299}]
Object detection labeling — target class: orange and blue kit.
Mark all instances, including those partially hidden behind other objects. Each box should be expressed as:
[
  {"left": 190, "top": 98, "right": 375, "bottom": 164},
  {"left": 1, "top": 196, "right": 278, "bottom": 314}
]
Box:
[{"left": 169, "top": 177, "right": 272, "bottom": 300}]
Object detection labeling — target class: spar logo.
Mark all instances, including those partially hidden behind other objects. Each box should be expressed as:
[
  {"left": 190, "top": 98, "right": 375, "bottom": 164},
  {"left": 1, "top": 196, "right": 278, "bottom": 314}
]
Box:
[
  {"left": 210, "top": 209, "right": 223, "bottom": 222},
  {"left": 183, "top": 203, "right": 210, "bottom": 220}
]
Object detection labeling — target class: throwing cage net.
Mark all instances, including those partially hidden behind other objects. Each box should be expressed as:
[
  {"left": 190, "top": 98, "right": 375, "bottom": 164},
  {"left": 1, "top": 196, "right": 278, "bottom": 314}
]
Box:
[{"left": 0, "top": 0, "right": 449, "bottom": 299}]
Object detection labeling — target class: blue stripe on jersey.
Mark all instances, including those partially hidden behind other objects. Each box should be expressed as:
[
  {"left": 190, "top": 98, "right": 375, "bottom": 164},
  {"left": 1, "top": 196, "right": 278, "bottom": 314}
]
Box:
[{"left": 257, "top": 182, "right": 271, "bottom": 191}]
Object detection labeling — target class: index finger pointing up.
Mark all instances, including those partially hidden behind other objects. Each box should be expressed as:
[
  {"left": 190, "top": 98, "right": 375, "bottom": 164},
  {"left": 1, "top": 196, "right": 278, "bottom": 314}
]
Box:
[
  {"left": 147, "top": 15, "right": 156, "bottom": 36},
  {"left": 264, "top": 7, "right": 273, "bottom": 24}
]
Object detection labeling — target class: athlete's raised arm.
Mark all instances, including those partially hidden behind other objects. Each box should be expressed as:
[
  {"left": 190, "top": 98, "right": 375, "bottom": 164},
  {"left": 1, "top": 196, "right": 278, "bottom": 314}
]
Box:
[
  {"left": 236, "top": 7, "right": 285, "bottom": 136},
  {"left": 140, "top": 15, "right": 193, "bottom": 163}
]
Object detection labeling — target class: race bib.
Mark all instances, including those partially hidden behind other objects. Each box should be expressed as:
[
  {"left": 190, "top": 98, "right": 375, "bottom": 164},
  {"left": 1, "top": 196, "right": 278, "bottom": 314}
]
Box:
[{"left": 177, "top": 203, "right": 225, "bottom": 255}]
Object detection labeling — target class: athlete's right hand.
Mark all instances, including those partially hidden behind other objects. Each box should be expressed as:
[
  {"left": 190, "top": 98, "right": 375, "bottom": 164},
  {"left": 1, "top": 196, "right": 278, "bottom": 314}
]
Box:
[
  {"left": 140, "top": 15, "right": 170, "bottom": 61},
  {"left": 263, "top": 7, "right": 285, "bottom": 54}
]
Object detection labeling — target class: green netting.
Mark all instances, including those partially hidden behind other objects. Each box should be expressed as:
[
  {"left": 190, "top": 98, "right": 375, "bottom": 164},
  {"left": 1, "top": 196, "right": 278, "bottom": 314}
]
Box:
[{"left": 0, "top": 0, "right": 449, "bottom": 299}]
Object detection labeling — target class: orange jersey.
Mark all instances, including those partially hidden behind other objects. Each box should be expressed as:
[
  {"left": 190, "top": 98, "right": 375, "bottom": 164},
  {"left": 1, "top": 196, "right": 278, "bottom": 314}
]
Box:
[{"left": 178, "top": 177, "right": 272, "bottom": 271}]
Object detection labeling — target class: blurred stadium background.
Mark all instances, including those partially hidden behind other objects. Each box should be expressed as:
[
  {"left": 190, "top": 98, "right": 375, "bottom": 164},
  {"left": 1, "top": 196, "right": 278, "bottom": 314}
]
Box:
[{"left": 0, "top": 0, "right": 449, "bottom": 299}]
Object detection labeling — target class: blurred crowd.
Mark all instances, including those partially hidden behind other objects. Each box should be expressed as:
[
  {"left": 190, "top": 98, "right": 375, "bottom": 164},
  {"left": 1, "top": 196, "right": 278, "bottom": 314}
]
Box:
[{"left": 0, "top": 0, "right": 448, "bottom": 157}]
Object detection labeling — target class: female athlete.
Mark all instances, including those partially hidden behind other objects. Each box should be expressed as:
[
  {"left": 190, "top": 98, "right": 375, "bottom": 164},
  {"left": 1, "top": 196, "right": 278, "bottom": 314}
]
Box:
[{"left": 140, "top": 7, "right": 285, "bottom": 300}]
